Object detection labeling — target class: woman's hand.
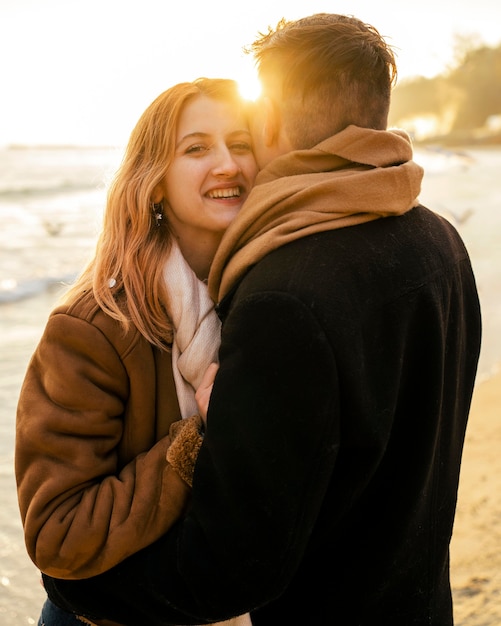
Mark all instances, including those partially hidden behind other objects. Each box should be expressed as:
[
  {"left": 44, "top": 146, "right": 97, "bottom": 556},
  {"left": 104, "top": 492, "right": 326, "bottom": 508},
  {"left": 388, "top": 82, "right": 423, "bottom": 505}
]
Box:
[{"left": 195, "top": 362, "right": 219, "bottom": 424}]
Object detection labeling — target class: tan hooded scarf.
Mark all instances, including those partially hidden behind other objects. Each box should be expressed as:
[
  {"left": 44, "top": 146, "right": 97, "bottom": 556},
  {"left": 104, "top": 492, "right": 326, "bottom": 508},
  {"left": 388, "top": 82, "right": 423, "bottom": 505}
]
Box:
[{"left": 208, "top": 125, "right": 424, "bottom": 303}]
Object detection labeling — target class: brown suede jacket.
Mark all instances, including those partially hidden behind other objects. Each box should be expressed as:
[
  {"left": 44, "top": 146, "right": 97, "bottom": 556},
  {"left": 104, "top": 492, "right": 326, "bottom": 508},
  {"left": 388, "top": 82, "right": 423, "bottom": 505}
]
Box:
[{"left": 15, "top": 289, "right": 200, "bottom": 580}]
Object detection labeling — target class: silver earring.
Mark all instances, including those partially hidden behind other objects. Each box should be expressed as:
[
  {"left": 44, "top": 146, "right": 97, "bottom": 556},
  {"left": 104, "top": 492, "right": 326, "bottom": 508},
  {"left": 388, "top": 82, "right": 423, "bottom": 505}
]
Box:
[{"left": 150, "top": 201, "right": 163, "bottom": 227}]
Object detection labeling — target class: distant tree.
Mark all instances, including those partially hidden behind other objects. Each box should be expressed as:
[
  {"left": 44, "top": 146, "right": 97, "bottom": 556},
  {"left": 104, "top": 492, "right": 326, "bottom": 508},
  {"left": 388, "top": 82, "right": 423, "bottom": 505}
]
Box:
[
  {"left": 448, "top": 44, "right": 501, "bottom": 130},
  {"left": 389, "top": 76, "right": 440, "bottom": 120},
  {"left": 449, "top": 33, "right": 485, "bottom": 73},
  {"left": 389, "top": 39, "right": 501, "bottom": 136},
  {"left": 389, "top": 76, "right": 461, "bottom": 134}
]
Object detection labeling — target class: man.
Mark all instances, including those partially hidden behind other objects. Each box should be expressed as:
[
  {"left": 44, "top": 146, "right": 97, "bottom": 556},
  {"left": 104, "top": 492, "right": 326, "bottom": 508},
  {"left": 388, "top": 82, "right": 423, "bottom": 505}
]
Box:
[{"left": 43, "top": 14, "right": 481, "bottom": 625}]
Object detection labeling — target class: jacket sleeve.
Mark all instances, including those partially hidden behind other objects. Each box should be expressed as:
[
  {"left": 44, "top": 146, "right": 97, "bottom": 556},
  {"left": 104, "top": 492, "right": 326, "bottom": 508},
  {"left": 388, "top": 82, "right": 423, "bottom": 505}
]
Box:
[
  {"left": 42, "top": 291, "right": 340, "bottom": 624},
  {"left": 15, "top": 310, "right": 191, "bottom": 580}
]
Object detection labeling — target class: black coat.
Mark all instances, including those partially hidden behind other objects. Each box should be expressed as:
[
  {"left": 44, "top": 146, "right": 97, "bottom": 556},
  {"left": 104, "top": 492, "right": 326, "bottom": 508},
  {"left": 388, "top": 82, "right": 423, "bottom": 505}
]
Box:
[{"left": 45, "top": 206, "right": 481, "bottom": 625}]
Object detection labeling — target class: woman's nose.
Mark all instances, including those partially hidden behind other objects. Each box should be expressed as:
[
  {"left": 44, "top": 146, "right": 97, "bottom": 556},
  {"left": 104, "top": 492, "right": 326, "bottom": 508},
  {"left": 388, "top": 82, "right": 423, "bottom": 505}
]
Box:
[{"left": 212, "top": 147, "right": 240, "bottom": 177}]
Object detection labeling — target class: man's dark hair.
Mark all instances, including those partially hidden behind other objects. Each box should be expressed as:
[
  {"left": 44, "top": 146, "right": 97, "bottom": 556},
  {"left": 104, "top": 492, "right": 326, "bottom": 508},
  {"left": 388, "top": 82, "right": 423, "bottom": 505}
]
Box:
[{"left": 248, "top": 13, "right": 397, "bottom": 148}]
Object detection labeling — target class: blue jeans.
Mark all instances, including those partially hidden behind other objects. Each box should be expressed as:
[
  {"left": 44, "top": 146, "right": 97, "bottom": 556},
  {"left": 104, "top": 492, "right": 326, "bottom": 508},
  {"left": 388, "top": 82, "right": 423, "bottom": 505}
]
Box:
[{"left": 38, "top": 597, "right": 88, "bottom": 625}]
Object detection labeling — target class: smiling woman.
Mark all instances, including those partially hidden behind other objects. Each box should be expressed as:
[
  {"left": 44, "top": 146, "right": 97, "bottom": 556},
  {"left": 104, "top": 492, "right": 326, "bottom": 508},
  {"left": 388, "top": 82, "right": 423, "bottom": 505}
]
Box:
[
  {"left": 14, "top": 77, "right": 257, "bottom": 626},
  {"left": 153, "top": 92, "right": 258, "bottom": 281}
]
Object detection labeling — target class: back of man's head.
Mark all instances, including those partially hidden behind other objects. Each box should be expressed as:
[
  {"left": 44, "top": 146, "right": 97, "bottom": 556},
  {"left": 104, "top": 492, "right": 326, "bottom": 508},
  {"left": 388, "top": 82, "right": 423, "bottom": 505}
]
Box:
[{"left": 249, "top": 13, "right": 397, "bottom": 149}]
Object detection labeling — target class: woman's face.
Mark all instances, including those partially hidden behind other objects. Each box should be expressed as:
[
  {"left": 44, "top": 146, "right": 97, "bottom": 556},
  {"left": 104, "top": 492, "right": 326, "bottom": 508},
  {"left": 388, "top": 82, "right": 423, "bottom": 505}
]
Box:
[{"left": 159, "top": 95, "right": 258, "bottom": 250}]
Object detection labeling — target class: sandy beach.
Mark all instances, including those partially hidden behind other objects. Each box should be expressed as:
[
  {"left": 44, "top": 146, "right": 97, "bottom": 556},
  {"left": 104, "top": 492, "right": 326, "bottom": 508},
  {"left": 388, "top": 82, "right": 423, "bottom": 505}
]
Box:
[{"left": 450, "top": 368, "right": 501, "bottom": 625}]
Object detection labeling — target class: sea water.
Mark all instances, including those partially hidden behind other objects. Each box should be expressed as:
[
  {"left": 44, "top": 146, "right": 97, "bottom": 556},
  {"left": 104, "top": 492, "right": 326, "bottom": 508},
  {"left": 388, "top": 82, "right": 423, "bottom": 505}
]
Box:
[
  {"left": 0, "top": 143, "right": 500, "bottom": 623},
  {"left": 0, "top": 145, "right": 122, "bottom": 302}
]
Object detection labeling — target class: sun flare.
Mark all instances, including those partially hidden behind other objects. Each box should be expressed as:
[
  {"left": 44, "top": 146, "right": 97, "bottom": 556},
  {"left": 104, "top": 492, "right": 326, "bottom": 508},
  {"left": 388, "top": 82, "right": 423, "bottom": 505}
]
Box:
[{"left": 237, "top": 70, "right": 262, "bottom": 102}]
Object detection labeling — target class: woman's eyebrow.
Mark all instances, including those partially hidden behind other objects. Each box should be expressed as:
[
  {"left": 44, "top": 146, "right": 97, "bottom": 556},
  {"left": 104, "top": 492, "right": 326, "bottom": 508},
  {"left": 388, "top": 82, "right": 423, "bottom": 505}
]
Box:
[
  {"left": 176, "top": 131, "right": 209, "bottom": 147},
  {"left": 176, "top": 129, "right": 251, "bottom": 148}
]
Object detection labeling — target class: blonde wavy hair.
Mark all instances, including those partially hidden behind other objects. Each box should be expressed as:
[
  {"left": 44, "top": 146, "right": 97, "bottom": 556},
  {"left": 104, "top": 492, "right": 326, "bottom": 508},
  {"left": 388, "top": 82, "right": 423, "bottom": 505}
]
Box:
[{"left": 63, "top": 78, "right": 248, "bottom": 350}]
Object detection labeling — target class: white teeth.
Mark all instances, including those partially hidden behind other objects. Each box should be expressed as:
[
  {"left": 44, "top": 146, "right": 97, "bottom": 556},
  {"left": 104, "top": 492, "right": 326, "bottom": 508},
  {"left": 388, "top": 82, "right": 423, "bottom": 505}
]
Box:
[{"left": 208, "top": 187, "right": 240, "bottom": 199}]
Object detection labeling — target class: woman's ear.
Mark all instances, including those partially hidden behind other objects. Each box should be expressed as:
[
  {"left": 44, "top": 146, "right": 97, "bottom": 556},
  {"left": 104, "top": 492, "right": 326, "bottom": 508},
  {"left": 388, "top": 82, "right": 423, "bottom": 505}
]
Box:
[{"left": 151, "top": 184, "right": 164, "bottom": 204}]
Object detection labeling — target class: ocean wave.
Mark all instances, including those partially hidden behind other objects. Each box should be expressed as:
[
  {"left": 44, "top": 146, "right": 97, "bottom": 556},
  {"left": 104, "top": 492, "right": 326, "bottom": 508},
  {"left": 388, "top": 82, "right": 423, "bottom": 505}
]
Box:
[
  {"left": 0, "top": 275, "right": 76, "bottom": 304},
  {"left": 0, "top": 145, "right": 120, "bottom": 200},
  {"left": 0, "top": 179, "right": 106, "bottom": 199}
]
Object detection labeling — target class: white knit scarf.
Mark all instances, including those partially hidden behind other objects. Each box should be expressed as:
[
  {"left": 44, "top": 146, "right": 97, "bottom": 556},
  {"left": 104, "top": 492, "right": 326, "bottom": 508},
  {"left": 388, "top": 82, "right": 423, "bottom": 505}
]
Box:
[{"left": 162, "top": 240, "right": 221, "bottom": 419}]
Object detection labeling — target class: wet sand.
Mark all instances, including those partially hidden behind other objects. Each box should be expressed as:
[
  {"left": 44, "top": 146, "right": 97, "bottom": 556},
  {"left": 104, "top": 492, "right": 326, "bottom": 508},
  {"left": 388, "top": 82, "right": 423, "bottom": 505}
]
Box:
[{"left": 450, "top": 368, "right": 501, "bottom": 624}]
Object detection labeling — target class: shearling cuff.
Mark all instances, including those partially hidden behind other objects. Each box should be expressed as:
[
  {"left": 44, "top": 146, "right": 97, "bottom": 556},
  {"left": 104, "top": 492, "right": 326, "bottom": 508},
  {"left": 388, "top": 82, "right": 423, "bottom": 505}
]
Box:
[{"left": 166, "top": 414, "right": 204, "bottom": 487}]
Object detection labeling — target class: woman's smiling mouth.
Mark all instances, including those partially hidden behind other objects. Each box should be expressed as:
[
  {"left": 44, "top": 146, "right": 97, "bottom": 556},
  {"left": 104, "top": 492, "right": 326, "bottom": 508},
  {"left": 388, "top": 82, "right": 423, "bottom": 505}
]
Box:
[{"left": 207, "top": 186, "right": 241, "bottom": 199}]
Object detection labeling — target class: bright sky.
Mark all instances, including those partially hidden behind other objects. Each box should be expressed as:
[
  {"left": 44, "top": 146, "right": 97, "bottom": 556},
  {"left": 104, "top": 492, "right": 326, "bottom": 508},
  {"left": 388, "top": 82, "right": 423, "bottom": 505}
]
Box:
[{"left": 1, "top": 0, "right": 500, "bottom": 146}]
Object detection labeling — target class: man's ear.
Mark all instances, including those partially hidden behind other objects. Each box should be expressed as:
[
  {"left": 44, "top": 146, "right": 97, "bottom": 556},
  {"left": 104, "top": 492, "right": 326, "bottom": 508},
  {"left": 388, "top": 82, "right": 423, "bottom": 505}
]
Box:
[{"left": 262, "top": 96, "right": 280, "bottom": 147}]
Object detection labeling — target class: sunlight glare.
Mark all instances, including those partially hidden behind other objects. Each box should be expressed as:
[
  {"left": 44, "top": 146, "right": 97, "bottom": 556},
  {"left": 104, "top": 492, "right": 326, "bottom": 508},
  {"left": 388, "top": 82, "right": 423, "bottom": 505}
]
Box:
[{"left": 237, "top": 70, "right": 262, "bottom": 102}]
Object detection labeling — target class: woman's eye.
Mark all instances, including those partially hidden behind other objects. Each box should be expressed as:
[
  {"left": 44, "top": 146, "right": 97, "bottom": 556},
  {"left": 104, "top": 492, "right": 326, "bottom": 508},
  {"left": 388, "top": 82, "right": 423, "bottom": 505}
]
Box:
[
  {"left": 230, "top": 142, "right": 252, "bottom": 153},
  {"left": 185, "top": 144, "right": 208, "bottom": 154}
]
